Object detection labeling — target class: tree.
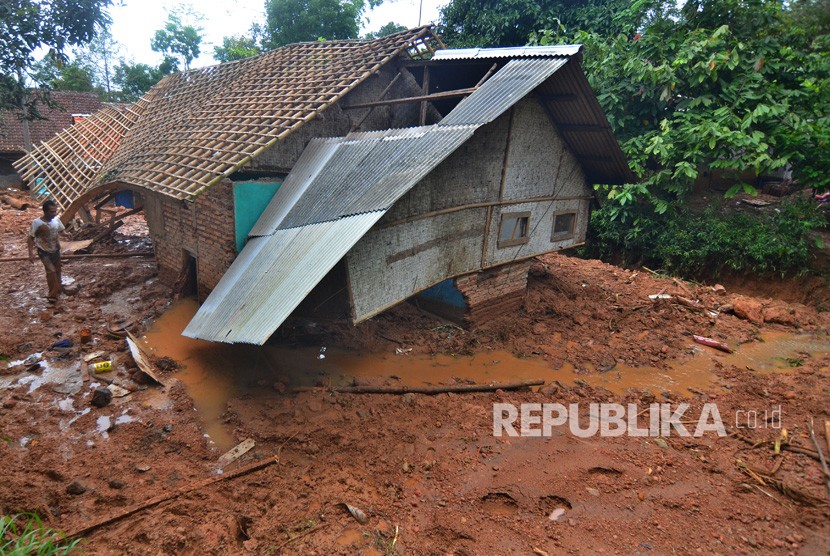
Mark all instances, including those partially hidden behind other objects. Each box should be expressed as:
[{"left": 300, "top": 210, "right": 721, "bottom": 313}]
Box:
[
  {"left": 75, "top": 27, "right": 122, "bottom": 98},
  {"left": 214, "top": 35, "right": 261, "bottom": 63},
  {"left": 363, "top": 21, "right": 407, "bottom": 40},
  {"left": 151, "top": 5, "right": 204, "bottom": 71},
  {"left": 534, "top": 0, "right": 830, "bottom": 217},
  {"left": 262, "top": 0, "right": 382, "bottom": 49},
  {"left": 0, "top": 0, "right": 111, "bottom": 148},
  {"left": 438, "top": 0, "right": 633, "bottom": 48},
  {"left": 112, "top": 60, "right": 174, "bottom": 102}
]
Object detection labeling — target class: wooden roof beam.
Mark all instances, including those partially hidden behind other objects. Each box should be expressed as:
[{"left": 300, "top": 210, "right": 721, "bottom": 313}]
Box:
[{"left": 341, "top": 86, "right": 478, "bottom": 110}]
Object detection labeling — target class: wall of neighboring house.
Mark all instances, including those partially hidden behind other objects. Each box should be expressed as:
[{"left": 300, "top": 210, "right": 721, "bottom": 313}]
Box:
[
  {"left": 345, "top": 97, "right": 592, "bottom": 324},
  {"left": 143, "top": 179, "right": 237, "bottom": 301}
]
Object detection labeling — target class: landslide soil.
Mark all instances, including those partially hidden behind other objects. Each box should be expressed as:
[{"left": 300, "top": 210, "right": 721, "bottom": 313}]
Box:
[{"left": 1, "top": 192, "right": 829, "bottom": 555}]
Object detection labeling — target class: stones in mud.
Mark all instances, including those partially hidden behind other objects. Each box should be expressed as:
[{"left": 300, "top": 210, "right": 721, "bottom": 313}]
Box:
[
  {"left": 108, "top": 478, "right": 125, "bottom": 489},
  {"left": 66, "top": 481, "right": 87, "bottom": 495},
  {"left": 91, "top": 386, "right": 113, "bottom": 407}
]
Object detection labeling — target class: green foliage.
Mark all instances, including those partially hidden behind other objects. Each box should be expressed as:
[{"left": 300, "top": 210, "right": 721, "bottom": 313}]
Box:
[
  {"left": 262, "top": 0, "right": 380, "bottom": 48},
  {"left": 31, "top": 57, "right": 96, "bottom": 93},
  {"left": 112, "top": 61, "right": 171, "bottom": 102},
  {"left": 363, "top": 22, "right": 408, "bottom": 40},
  {"left": 533, "top": 0, "right": 830, "bottom": 224},
  {"left": 74, "top": 27, "right": 121, "bottom": 97},
  {"left": 0, "top": 0, "right": 111, "bottom": 116},
  {"left": 214, "top": 35, "right": 261, "bottom": 63},
  {"left": 439, "top": 0, "right": 634, "bottom": 48},
  {"left": 150, "top": 5, "right": 204, "bottom": 71},
  {"left": 0, "top": 513, "right": 81, "bottom": 555},
  {"left": 583, "top": 198, "right": 827, "bottom": 277}
]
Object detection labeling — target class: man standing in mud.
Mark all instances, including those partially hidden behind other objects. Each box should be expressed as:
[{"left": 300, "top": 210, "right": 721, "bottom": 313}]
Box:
[{"left": 28, "top": 199, "right": 66, "bottom": 303}]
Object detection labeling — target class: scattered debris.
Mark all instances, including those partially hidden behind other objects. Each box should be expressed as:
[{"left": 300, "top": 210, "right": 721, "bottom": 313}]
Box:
[
  {"left": 339, "top": 502, "right": 369, "bottom": 524},
  {"left": 693, "top": 335, "right": 733, "bottom": 354},
  {"left": 548, "top": 508, "right": 566, "bottom": 521},
  {"left": 91, "top": 387, "right": 113, "bottom": 408},
  {"left": 107, "top": 384, "right": 131, "bottom": 398},
  {"left": 334, "top": 379, "right": 544, "bottom": 395},
  {"left": 67, "top": 454, "right": 282, "bottom": 540},
  {"left": 125, "top": 333, "right": 164, "bottom": 386},
  {"left": 217, "top": 438, "right": 256, "bottom": 469},
  {"left": 807, "top": 417, "right": 830, "bottom": 500}
]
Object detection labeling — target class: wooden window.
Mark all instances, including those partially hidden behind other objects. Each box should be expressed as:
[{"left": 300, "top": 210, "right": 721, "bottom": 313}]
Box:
[
  {"left": 551, "top": 211, "right": 576, "bottom": 241},
  {"left": 498, "top": 211, "right": 531, "bottom": 248}
]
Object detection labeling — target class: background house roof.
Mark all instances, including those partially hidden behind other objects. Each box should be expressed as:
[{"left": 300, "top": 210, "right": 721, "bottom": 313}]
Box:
[
  {"left": 0, "top": 91, "right": 104, "bottom": 154},
  {"left": 15, "top": 27, "right": 440, "bottom": 209}
]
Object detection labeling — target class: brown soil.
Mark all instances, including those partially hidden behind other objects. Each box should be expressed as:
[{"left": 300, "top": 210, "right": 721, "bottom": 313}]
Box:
[{"left": 1, "top": 191, "right": 829, "bottom": 555}]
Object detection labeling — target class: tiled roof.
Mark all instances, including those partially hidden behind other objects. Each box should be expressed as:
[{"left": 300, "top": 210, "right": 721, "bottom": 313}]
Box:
[
  {"left": 15, "top": 27, "right": 440, "bottom": 208},
  {"left": 0, "top": 91, "right": 104, "bottom": 153}
]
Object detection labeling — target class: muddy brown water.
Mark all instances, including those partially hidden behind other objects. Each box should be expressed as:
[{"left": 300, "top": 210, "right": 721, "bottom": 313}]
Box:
[{"left": 140, "top": 300, "right": 829, "bottom": 451}]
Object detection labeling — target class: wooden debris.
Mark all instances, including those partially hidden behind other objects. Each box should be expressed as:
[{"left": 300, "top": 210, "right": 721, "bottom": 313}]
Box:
[
  {"left": 693, "top": 335, "right": 732, "bottom": 353},
  {"left": 736, "top": 459, "right": 827, "bottom": 507},
  {"left": 672, "top": 277, "right": 694, "bottom": 298},
  {"left": 808, "top": 417, "right": 830, "bottom": 499},
  {"left": 332, "top": 379, "right": 544, "bottom": 395},
  {"left": 60, "top": 240, "right": 94, "bottom": 255},
  {"left": 66, "top": 453, "right": 283, "bottom": 540},
  {"left": 217, "top": 438, "right": 256, "bottom": 469},
  {"left": 0, "top": 251, "right": 154, "bottom": 263},
  {"left": 125, "top": 333, "right": 165, "bottom": 386},
  {"left": 83, "top": 351, "right": 106, "bottom": 363}
]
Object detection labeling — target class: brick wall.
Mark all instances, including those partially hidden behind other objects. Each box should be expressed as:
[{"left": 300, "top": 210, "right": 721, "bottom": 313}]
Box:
[
  {"left": 144, "top": 179, "right": 237, "bottom": 301},
  {"left": 454, "top": 259, "right": 532, "bottom": 325}
]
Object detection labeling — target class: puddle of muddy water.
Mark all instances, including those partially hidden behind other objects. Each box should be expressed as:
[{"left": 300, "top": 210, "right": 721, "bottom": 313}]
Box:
[{"left": 142, "top": 300, "right": 829, "bottom": 451}]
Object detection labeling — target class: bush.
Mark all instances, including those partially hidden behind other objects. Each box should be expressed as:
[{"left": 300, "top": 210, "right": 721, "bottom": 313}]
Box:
[
  {"left": 0, "top": 514, "right": 80, "bottom": 556},
  {"left": 582, "top": 197, "right": 826, "bottom": 278}
]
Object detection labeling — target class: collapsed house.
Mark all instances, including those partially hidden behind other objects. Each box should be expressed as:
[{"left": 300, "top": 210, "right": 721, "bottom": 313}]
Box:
[{"left": 14, "top": 27, "right": 631, "bottom": 344}]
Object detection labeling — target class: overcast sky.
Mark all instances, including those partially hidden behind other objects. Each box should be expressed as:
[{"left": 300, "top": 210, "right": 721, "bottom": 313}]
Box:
[{"left": 107, "top": 0, "right": 448, "bottom": 69}]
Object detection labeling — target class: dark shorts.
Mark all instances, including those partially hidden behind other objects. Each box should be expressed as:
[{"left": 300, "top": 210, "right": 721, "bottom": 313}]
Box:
[{"left": 37, "top": 248, "right": 61, "bottom": 272}]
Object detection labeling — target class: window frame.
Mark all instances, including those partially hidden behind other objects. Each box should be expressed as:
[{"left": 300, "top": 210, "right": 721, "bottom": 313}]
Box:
[
  {"left": 497, "top": 211, "right": 531, "bottom": 249},
  {"left": 551, "top": 210, "right": 577, "bottom": 241}
]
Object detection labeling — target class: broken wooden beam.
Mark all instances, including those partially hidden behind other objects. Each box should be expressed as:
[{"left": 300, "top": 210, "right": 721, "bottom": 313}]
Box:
[
  {"left": 66, "top": 454, "right": 281, "bottom": 540},
  {"left": 329, "top": 379, "right": 544, "bottom": 395},
  {"left": 0, "top": 251, "right": 153, "bottom": 263},
  {"left": 342, "top": 87, "right": 479, "bottom": 110}
]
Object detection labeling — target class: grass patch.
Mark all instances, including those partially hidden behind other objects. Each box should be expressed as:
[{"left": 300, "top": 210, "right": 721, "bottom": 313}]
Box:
[{"left": 1, "top": 513, "right": 80, "bottom": 555}]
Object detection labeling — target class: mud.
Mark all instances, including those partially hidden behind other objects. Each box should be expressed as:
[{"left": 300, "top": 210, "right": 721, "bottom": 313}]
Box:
[{"left": 1, "top": 192, "right": 829, "bottom": 555}]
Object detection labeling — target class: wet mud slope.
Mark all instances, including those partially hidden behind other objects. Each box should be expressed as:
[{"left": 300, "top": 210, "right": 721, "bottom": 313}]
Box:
[{"left": 1, "top": 193, "right": 829, "bottom": 555}]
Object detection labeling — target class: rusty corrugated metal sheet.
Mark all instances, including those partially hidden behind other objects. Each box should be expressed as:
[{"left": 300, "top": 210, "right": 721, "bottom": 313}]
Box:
[
  {"left": 441, "top": 58, "right": 569, "bottom": 126},
  {"left": 182, "top": 212, "right": 384, "bottom": 344}
]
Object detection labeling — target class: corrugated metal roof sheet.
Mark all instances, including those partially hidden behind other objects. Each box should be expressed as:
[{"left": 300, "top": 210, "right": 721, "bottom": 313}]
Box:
[
  {"left": 432, "top": 45, "right": 581, "bottom": 60},
  {"left": 275, "top": 126, "right": 476, "bottom": 230},
  {"left": 440, "top": 58, "right": 568, "bottom": 126},
  {"left": 182, "top": 212, "right": 384, "bottom": 344}
]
